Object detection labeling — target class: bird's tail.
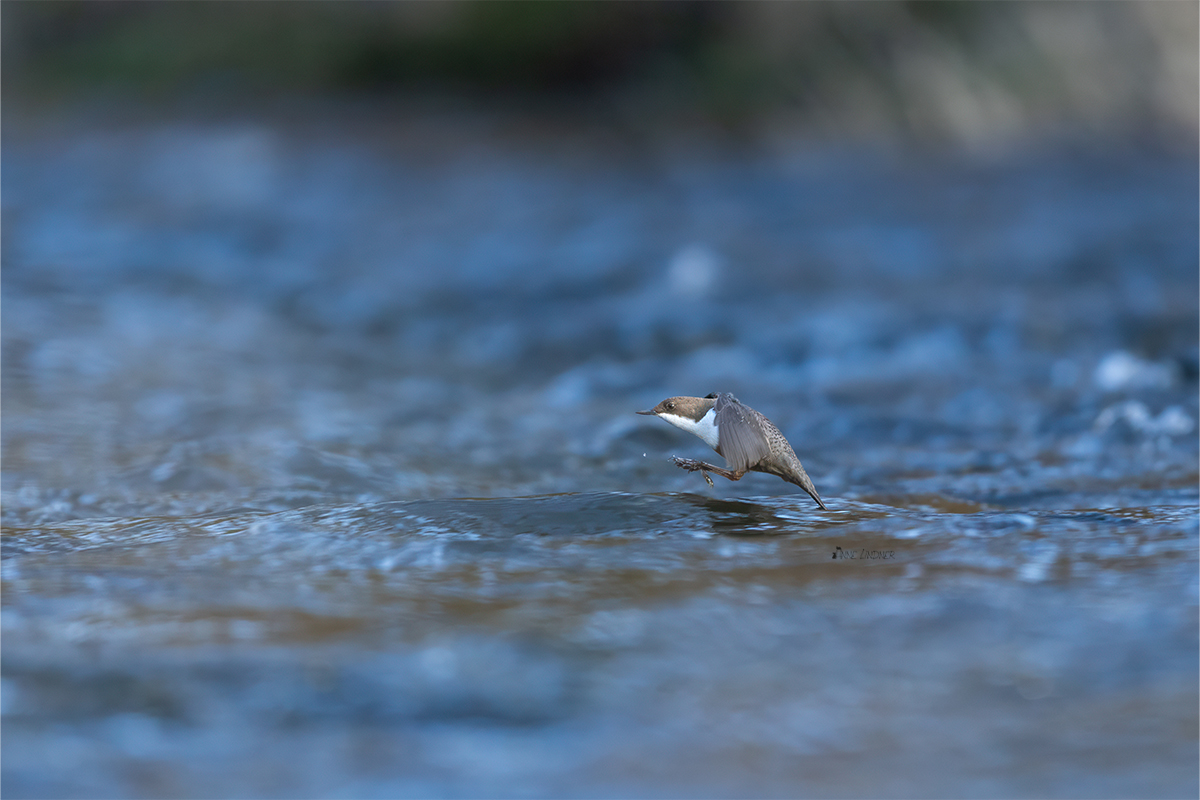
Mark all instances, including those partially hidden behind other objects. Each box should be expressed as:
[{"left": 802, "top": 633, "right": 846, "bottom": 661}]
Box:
[{"left": 787, "top": 469, "right": 827, "bottom": 510}]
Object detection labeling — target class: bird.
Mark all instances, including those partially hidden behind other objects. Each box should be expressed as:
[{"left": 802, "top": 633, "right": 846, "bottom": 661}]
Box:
[{"left": 637, "top": 392, "right": 827, "bottom": 509}]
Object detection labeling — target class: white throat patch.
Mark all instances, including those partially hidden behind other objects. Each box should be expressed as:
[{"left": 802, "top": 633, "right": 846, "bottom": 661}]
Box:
[{"left": 659, "top": 408, "right": 719, "bottom": 450}]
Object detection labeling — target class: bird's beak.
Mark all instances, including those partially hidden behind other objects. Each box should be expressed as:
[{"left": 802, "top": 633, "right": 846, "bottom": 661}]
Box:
[{"left": 635, "top": 409, "right": 655, "bottom": 416}]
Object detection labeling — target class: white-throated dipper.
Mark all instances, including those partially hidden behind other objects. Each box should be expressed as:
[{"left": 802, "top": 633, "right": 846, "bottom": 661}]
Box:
[{"left": 637, "top": 392, "right": 827, "bottom": 509}]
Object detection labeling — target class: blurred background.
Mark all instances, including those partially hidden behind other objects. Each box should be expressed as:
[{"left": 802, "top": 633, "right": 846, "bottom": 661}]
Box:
[
  {"left": 3, "top": 3, "right": 1198, "bottom": 798},
  {"left": 4, "top": 1, "right": 1197, "bottom": 142}
]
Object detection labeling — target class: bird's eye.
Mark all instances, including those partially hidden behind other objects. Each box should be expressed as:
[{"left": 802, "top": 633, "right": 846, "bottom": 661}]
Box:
[{"left": 666, "top": 402, "right": 675, "bottom": 410}]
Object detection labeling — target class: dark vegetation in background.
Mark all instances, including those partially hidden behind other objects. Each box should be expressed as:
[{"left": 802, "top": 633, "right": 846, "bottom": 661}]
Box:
[{"left": 3, "top": 0, "right": 1196, "bottom": 144}]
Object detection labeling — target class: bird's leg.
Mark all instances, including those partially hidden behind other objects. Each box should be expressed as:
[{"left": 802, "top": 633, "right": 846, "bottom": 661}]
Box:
[
  {"left": 672, "top": 456, "right": 717, "bottom": 486},
  {"left": 671, "top": 457, "right": 745, "bottom": 486}
]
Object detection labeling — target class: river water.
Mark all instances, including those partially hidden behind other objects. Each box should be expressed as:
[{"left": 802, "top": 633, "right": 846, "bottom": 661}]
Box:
[{"left": 2, "top": 109, "right": 1197, "bottom": 797}]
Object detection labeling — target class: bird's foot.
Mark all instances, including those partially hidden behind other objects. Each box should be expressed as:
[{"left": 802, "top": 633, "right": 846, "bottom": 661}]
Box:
[{"left": 671, "top": 456, "right": 716, "bottom": 487}]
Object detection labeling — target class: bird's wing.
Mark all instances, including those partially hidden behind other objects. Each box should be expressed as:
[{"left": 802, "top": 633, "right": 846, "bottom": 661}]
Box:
[{"left": 715, "top": 393, "right": 772, "bottom": 473}]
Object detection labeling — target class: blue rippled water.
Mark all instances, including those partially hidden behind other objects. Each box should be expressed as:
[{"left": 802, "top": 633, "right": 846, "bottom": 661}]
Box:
[{"left": 2, "top": 109, "right": 1197, "bottom": 797}]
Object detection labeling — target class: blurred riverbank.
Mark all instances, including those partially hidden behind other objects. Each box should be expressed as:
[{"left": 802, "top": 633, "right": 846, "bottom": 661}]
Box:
[{"left": 4, "top": 2, "right": 1196, "bottom": 148}]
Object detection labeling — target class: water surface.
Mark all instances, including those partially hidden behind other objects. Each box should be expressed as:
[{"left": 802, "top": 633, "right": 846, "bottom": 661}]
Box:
[{"left": 3, "top": 111, "right": 1197, "bottom": 797}]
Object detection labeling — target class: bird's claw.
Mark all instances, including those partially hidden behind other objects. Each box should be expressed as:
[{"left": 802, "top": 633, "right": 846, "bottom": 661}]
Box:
[{"left": 671, "top": 456, "right": 715, "bottom": 487}]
